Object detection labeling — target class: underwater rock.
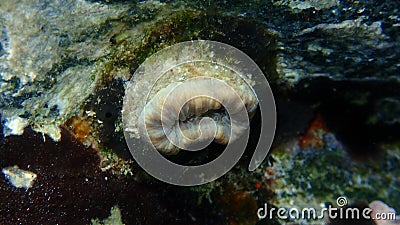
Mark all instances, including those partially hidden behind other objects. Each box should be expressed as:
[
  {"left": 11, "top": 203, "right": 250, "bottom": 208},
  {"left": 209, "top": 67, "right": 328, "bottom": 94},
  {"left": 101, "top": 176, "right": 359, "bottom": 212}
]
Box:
[
  {"left": 291, "top": 77, "right": 400, "bottom": 158},
  {"left": 3, "top": 116, "right": 29, "bottom": 137},
  {"left": 262, "top": 135, "right": 400, "bottom": 224},
  {"left": 273, "top": 0, "right": 339, "bottom": 11},
  {"left": 0, "top": 0, "right": 127, "bottom": 140},
  {"left": 91, "top": 206, "right": 125, "bottom": 225},
  {"left": 277, "top": 17, "right": 396, "bottom": 85},
  {"left": 0, "top": 0, "right": 399, "bottom": 224}
]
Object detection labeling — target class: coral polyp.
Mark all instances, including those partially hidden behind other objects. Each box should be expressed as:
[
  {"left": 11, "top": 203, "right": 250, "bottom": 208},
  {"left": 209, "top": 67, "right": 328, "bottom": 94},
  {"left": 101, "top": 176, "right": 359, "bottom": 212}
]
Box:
[
  {"left": 122, "top": 41, "right": 259, "bottom": 155},
  {"left": 138, "top": 77, "right": 258, "bottom": 154}
]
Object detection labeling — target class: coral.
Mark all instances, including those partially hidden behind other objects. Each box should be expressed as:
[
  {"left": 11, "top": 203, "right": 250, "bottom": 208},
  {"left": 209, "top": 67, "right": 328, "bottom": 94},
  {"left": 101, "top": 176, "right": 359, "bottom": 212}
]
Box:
[
  {"left": 123, "top": 41, "right": 260, "bottom": 155},
  {"left": 138, "top": 77, "right": 258, "bottom": 154}
]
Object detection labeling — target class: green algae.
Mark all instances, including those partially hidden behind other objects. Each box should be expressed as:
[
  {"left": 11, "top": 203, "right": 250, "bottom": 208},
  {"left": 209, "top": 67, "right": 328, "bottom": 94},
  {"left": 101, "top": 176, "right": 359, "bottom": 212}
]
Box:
[{"left": 91, "top": 206, "right": 125, "bottom": 225}]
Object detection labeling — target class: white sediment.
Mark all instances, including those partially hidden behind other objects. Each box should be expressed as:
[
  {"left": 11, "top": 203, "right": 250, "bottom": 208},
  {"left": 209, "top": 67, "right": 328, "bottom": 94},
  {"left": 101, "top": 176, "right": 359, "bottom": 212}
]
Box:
[
  {"left": 3, "top": 116, "right": 29, "bottom": 137},
  {"left": 2, "top": 165, "right": 37, "bottom": 190}
]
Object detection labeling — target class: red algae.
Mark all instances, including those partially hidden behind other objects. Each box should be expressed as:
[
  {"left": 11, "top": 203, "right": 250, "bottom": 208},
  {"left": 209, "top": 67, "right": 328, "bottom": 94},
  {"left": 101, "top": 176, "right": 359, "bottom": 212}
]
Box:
[{"left": 299, "top": 113, "right": 328, "bottom": 150}]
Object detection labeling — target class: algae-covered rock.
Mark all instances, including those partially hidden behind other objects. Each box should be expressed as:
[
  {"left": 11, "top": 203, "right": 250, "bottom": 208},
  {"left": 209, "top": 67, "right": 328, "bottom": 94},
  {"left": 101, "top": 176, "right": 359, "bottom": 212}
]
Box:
[
  {"left": 91, "top": 206, "right": 125, "bottom": 225},
  {"left": 0, "top": 0, "right": 128, "bottom": 140},
  {"left": 265, "top": 135, "right": 400, "bottom": 224},
  {"left": 273, "top": 0, "right": 339, "bottom": 11},
  {"left": 277, "top": 17, "right": 397, "bottom": 85}
]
